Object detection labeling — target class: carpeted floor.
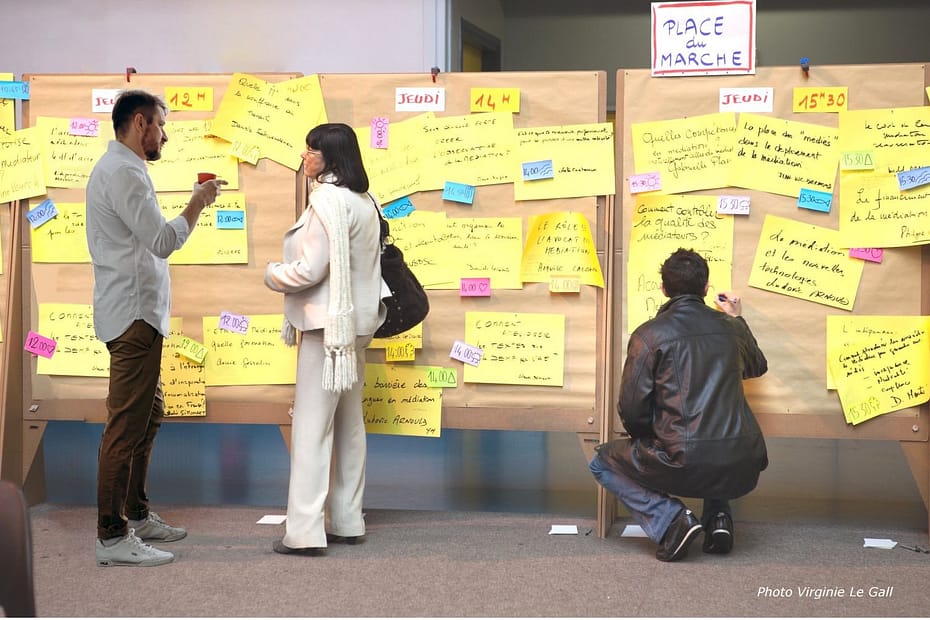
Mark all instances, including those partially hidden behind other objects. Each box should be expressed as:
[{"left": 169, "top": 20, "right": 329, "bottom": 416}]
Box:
[{"left": 26, "top": 503, "right": 930, "bottom": 617}]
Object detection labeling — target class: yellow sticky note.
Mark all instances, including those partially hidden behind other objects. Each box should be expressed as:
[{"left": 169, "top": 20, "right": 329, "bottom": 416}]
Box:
[
  {"left": 358, "top": 113, "right": 433, "bottom": 203},
  {"left": 447, "top": 217, "right": 523, "bottom": 289},
  {"left": 840, "top": 106, "right": 930, "bottom": 171},
  {"left": 839, "top": 171, "right": 930, "bottom": 248},
  {"left": 0, "top": 72, "right": 14, "bottom": 141},
  {"left": 36, "top": 303, "right": 109, "bottom": 377},
  {"left": 164, "top": 86, "right": 214, "bottom": 112},
  {"left": 177, "top": 336, "right": 207, "bottom": 364},
  {"left": 0, "top": 127, "right": 46, "bottom": 203},
  {"left": 370, "top": 323, "right": 423, "bottom": 349},
  {"left": 514, "top": 122, "right": 615, "bottom": 201},
  {"left": 631, "top": 113, "right": 736, "bottom": 195},
  {"left": 148, "top": 120, "right": 239, "bottom": 192},
  {"left": 161, "top": 318, "right": 206, "bottom": 417},
  {"left": 521, "top": 212, "right": 604, "bottom": 288},
  {"left": 34, "top": 116, "right": 108, "bottom": 189},
  {"left": 729, "top": 113, "right": 839, "bottom": 198},
  {"left": 463, "top": 311, "right": 565, "bottom": 386},
  {"left": 386, "top": 210, "right": 456, "bottom": 289},
  {"left": 211, "top": 73, "right": 327, "bottom": 170},
  {"left": 203, "top": 314, "right": 297, "bottom": 386},
  {"left": 470, "top": 87, "right": 520, "bottom": 113},
  {"left": 31, "top": 202, "right": 91, "bottom": 262},
  {"left": 549, "top": 275, "right": 581, "bottom": 293},
  {"left": 626, "top": 194, "right": 734, "bottom": 333},
  {"left": 748, "top": 214, "right": 863, "bottom": 310},
  {"left": 362, "top": 364, "right": 442, "bottom": 437},
  {"left": 792, "top": 87, "right": 848, "bottom": 113},
  {"left": 385, "top": 341, "right": 417, "bottom": 362},
  {"left": 420, "top": 112, "right": 515, "bottom": 189},
  {"left": 161, "top": 192, "right": 248, "bottom": 264},
  {"left": 826, "top": 315, "right": 930, "bottom": 425},
  {"left": 229, "top": 140, "right": 261, "bottom": 165}
]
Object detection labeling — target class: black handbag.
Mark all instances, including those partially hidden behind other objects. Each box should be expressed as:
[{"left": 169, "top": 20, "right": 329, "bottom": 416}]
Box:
[{"left": 372, "top": 197, "right": 429, "bottom": 338}]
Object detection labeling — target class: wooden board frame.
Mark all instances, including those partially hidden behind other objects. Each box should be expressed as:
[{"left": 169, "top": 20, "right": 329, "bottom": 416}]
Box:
[
  {"left": 10, "top": 72, "right": 612, "bottom": 530},
  {"left": 610, "top": 64, "right": 930, "bottom": 534}
]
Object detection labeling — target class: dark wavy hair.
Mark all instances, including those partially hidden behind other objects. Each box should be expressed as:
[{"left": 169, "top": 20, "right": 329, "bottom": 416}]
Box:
[
  {"left": 660, "top": 248, "right": 709, "bottom": 297},
  {"left": 306, "top": 123, "right": 369, "bottom": 193},
  {"left": 111, "top": 90, "right": 166, "bottom": 138}
]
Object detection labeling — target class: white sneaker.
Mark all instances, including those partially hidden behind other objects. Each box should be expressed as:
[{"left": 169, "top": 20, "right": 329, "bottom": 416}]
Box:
[
  {"left": 95, "top": 529, "right": 174, "bottom": 567},
  {"left": 128, "top": 511, "right": 187, "bottom": 542}
]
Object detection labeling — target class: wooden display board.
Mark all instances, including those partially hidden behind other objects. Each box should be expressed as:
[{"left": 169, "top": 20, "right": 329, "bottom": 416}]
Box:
[
  {"left": 15, "top": 72, "right": 302, "bottom": 487},
  {"left": 320, "top": 72, "right": 608, "bottom": 433},
  {"left": 613, "top": 64, "right": 930, "bottom": 531},
  {"left": 12, "top": 72, "right": 611, "bottom": 513}
]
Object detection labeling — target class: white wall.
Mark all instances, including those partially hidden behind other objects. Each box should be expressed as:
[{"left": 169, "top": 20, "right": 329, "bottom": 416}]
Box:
[{"left": 1, "top": 0, "right": 446, "bottom": 75}]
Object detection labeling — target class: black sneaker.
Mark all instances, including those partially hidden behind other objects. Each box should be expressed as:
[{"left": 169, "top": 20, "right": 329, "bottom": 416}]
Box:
[
  {"left": 702, "top": 511, "right": 733, "bottom": 554},
  {"left": 656, "top": 509, "right": 702, "bottom": 562}
]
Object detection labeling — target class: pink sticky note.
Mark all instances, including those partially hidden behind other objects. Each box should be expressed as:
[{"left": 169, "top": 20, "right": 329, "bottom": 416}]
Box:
[
  {"left": 849, "top": 248, "right": 883, "bottom": 263},
  {"left": 69, "top": 117, "right": 100, "bottom": 137},
  {"left": 24, "top": 330, "right": 57, "bottom": 358},
  {"left": 460, "top": 277, "right": 491, "bottom": 297},
  {"left": 371, "top": 117, "right": 389, "bottom": 149},
  {"left": 629, "top": 172, "right": 661, "bottom": 194}
]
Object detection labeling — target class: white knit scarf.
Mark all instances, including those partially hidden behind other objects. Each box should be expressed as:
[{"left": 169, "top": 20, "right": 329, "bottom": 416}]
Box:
[{"left": 308, "top": 182, "right": 357, "bottom": 393}]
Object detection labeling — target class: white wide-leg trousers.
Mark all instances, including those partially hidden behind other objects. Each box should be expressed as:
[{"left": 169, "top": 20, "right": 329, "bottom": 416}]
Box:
[{"left": 283, "top": 330, "right": 370, "bottom": 549}]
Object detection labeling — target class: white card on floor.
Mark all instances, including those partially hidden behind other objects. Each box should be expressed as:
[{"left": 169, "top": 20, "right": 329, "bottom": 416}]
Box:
[
  {"left": 549, "top": 524, "right": 578, "bottom": 535},
  {"left": 256, "top": 514, "right": 286, "bottom": 525},
  {"left": 863, "top": 537, "right": 897, "bottom": 549},
  {"left": 621, "top": 524, "right": 648, "bottom": 538}
]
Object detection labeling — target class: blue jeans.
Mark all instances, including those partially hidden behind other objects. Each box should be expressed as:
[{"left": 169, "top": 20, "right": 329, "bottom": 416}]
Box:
[{"left": 589, "top": 453, "right": 730, "bottom": 542}]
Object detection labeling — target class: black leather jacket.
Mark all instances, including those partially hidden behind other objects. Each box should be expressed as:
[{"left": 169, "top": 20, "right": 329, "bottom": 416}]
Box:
[{"left": 597, "top": 294, "right": 768, "bottom": 499}]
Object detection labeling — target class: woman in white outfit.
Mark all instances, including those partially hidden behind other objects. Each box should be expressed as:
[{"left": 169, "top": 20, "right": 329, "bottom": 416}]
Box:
[{"left": 264, "top": 123, "right": 387, "bottom": 555}]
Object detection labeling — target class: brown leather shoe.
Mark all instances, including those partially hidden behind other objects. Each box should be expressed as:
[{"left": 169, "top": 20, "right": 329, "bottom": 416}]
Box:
[
  {"left": 656, "top": 509, "right": 702, "bottom": 562},
  {"left": 272, "top": 539, "right": 325, "bottom": 556}
]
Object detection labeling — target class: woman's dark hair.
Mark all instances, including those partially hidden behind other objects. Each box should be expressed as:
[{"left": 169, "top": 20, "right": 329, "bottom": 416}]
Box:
[
  {"left": 306, "top": 123, "right": 370, "bottom": 193},
  {"left": 111, "top": 90, "right": 166, "bottom": 137},
  {"left": 660, "top": 248, "right": 709, "bottom": 297}
]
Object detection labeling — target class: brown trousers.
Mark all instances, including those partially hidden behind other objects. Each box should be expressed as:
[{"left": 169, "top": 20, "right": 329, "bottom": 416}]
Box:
[{"left": 96, "top": 320, "right": 164, "bottom": 540}]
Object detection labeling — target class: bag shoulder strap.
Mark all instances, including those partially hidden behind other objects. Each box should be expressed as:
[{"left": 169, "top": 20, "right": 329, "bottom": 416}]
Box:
[{"left": 368, "top": 192, "right": 392, "bottom": 248}]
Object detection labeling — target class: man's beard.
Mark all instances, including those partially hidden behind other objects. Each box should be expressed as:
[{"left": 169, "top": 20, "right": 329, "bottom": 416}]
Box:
[{"left": 145, "top": 148, "right": 162, "bottom": 162}]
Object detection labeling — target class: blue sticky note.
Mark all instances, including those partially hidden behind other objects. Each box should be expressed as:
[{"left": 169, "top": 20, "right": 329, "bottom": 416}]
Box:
[
  {"left": 897, "top": 166, "right": 930, "bottom": 191},
  {"left": 215, "top": 210, "right": 245, "bottom": 229},
  {"left": 382, "top": 197, "right": 415, "bottom": 219},
  {"left": 797, "top": 188, "right": 832, "bottom": 213},
  {"left": 26, "top": 199, "right": 58, "bottom": 228},
  {"left": 0, "top": 80, "right": 30, "bottom": 100},
  {"left": 442, "top": 181, "right": 475, "bottom": 205},
  {"left": 521, "top": 159, "right": 554, "bottom": 181}
]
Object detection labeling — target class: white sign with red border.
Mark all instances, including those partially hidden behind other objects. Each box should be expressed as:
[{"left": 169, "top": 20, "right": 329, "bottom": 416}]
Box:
[{"left": 651, "top": 0, "right": 756, "bottom": 77}]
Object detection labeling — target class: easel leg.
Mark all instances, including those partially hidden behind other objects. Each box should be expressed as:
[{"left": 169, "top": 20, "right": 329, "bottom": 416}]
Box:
[
  {"left": 278, "top": 424, "right": 292, "bottom": 454},
  {"left": 899, "top": 439, "right": 929, "bottom": 532},
  {"left": 22, "top": 420, "right": 47, "bottom": 505},
  {"left": 577, "top": 432, "right": 615, "bottom": 538}
]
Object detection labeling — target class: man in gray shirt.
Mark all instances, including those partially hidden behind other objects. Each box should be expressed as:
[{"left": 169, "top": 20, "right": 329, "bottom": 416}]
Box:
[{"left": 87, "top": 90, "right": 224, "bottom": 567}]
